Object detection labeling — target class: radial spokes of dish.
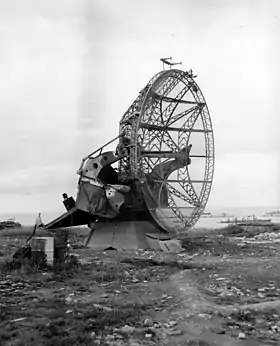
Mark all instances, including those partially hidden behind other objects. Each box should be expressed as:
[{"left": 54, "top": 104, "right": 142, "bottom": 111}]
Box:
[{"left": 138, "top": 75, "right": 211, "bottom": 231}]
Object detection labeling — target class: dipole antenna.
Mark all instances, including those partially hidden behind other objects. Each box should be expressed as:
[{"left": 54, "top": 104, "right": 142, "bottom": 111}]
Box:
[{"left": 160, "top": 57, "right": 182, "bottom": 70}]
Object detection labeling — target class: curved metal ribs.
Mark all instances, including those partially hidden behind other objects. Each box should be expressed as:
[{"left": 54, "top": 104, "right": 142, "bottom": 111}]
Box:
[{"left": 120, "top": 68, "right": 214, "bottom": 233}]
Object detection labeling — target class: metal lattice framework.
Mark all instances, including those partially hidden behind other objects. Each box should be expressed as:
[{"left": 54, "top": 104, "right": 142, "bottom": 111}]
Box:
[{"left": 119, "top": 69, "right": 214, "bottom": 235}]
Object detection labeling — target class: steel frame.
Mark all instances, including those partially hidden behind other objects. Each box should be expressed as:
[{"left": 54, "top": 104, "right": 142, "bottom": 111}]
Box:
[{"left": 119, "top": 69, "right": 214, "bottom": 234}]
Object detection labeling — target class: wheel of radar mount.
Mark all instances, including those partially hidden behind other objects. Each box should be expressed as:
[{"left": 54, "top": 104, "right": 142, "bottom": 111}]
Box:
[{"left": 129, "top": 69, "right": 214, "bottom": 236}]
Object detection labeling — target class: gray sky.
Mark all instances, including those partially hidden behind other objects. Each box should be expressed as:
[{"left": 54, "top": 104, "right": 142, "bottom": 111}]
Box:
[{"left": 0, "top": 0, "right": 279, "bottom": 214}]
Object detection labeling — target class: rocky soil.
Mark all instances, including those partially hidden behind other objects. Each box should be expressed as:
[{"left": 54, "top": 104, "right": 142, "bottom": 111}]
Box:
[{"left": 1, "top": 225, "right": 280, "bottom": 345}]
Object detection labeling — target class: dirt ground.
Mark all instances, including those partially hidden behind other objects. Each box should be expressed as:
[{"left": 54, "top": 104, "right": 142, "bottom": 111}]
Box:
[{"left": 1, "top": 225, "right": 280, "bottom": 345}]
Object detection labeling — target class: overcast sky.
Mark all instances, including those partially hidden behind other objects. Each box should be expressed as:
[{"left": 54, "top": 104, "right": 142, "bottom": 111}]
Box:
[{"left": 0, "top": 0, "right": 279, "bottom": 215}]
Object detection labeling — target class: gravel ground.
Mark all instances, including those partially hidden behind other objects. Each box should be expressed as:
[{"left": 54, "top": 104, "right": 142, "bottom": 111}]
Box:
[{"left": 1, "top": 225, "right": 280, "bottom": 345}]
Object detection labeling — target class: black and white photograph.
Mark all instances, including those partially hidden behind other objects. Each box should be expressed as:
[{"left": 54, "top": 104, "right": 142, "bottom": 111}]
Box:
[{"left": 0, "top": 1, "right": 279, "bottom": 345}]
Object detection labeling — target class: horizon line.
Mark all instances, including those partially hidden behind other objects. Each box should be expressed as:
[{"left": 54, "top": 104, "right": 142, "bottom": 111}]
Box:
[{"left": 1, "top": 205, "right": 280, "bottom": 215}]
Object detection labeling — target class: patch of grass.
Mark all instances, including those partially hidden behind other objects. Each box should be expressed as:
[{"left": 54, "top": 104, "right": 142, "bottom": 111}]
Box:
[
  {"left": 221, "top": 308, "right": 280, "bottom": 343},
  {"left": 0, "top": 226, "right": 33, "bottom": 237},
  {"left": 181, "top": 236, "right": 247, "bottom": 256},
  {"left": 120, "top": 257, "right": 216, "bottom": 270},
  {"left": 0, "top": 256, "right": 163, "bottom": 346},
  {"left": 216, "top": 224, "right": 280, "bottom": 238},
  {"left": 32, "top": 299, "right": 158, "bottom": 345},
  {"left": 81, "top": 301, "right": 150, "bottom": 329}
]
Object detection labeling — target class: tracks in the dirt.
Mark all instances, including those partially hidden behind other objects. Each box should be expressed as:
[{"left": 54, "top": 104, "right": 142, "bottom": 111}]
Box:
[
  {"left": 2, "top": 233, "right": 280, "bottom": 346},
  {"left": 171, "top": 267, "right": 280, "bottom": 314},
  {"left": 164, "top": 248, "right": 280, "bottom": 346}
]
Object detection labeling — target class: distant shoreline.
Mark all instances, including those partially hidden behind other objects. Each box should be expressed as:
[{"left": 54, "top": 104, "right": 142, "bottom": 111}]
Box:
[{"left": 1, "top": 206, "right": 280, "bottom": 226}]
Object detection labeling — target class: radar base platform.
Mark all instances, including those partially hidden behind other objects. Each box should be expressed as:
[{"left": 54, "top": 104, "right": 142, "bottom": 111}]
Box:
[{"left": 85, "top": 221, "right": 183, "bottom": 252}]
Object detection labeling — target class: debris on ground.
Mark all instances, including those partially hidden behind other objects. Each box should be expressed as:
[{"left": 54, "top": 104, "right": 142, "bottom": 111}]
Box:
[{"left": 1, "top": 226, "right": 280, "bottom": 345}]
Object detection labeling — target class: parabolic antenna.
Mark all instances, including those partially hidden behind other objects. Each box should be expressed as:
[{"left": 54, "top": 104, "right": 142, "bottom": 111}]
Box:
[
  {"left": 119, "top": 68, "right": 214, "bottom": 235},
  {"left": 44, "top": 66, "right": 214, "bottom": 247}
]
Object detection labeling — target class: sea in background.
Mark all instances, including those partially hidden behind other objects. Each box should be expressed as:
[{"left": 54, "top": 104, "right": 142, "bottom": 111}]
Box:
[
  {"left": 1, "top": 206, "right": 280, "bottom": 228},
  {"left": 195, "top": 206, "right": 280, "bottom": 229},
  {"left": 0, "top": 211, "right": 64, "bottom": 227}
]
